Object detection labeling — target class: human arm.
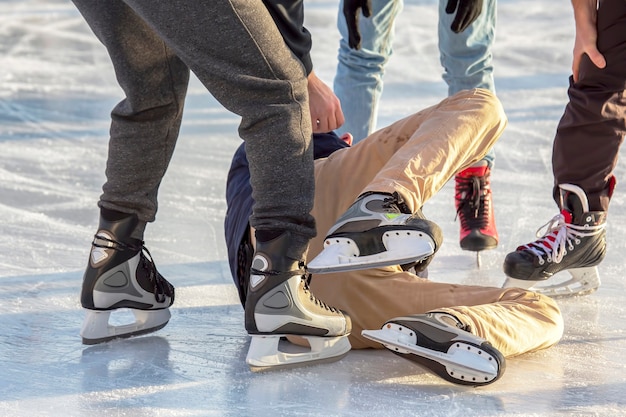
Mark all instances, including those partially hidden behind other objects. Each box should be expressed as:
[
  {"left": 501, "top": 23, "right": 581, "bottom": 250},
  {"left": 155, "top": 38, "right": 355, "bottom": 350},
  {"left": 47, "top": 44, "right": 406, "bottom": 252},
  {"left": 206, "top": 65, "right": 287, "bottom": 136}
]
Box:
[
  {"left": 261, "top": 0, "right": 313, "bottom": 74},
  {"left": 262, "top": 0, "right": 345, "bottom": 132},
  {"left": 571, "top": 0, "right": 606, "bottom": 82}
]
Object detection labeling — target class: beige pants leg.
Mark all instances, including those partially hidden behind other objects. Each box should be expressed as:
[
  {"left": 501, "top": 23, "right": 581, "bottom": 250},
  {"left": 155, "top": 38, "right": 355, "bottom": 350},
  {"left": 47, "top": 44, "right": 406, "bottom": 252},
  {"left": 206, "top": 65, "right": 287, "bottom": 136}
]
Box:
[{"left": 308, "top": 89, "right": 564, "bottom": 354}]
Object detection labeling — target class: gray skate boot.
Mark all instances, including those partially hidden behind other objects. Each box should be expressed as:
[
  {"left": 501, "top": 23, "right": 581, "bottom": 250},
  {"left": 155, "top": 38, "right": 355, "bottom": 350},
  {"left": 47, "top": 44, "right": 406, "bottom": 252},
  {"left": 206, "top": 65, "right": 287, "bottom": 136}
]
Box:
[
  {"left": 362, "top": 312, "right": 505, "bottom": 386},
  {"left": 80, "top": 209, "right": 175, "bottom": 345},
  {"left": 308, "top": 192, "right": 443, "bottom": 273},
  {"left": 244, "top": 231, "right": 351, "bottom": 371},
  {"left": 503, "top": 183, "right": 606, "bottom": 297}
]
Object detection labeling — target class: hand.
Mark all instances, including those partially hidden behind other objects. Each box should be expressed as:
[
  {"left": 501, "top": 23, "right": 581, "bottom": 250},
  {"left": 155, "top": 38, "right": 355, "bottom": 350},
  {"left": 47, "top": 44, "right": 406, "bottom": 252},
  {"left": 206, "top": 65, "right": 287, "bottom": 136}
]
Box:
[
  {"left": 308, "top": 71, "right": 345, "bottom": 133},
  {"left": 571, "top": 0, "right": 606, "bottom": 82},
  {"left": 445, "top": 0, "right": 483, "bottom": 33},
  {"left": 343, "top": 0, "right": 372, "bottom": 50}
]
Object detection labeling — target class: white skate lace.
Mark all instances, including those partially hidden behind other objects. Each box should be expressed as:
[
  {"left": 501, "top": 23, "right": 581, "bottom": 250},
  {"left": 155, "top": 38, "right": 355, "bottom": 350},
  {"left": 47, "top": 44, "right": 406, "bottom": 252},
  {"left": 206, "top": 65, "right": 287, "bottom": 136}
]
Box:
[
  {"left": 92, "top": 235, "right": 174, "bottom": 303},
  {"left": 519, "top": 212, "right": 605, "bottom": 265}
]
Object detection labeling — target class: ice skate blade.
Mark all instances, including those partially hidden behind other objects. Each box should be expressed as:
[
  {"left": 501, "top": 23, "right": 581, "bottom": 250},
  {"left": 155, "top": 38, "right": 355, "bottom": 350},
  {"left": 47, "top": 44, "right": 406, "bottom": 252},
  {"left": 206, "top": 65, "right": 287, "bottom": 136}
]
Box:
[
  {"left": 362, "top": 327, "right": 500, "bottom": 385},
  {"left": 246, "top": 334, "right": 351, "bottom": 372},
  {"left": 80, "top": 308, "right": 171, "bottom": 345},
  {"left": 308, "top": 234, "right": 434, "bottom": 274},
  {"left": 502, "top": 266, "right": 600, "bottom": 298}
]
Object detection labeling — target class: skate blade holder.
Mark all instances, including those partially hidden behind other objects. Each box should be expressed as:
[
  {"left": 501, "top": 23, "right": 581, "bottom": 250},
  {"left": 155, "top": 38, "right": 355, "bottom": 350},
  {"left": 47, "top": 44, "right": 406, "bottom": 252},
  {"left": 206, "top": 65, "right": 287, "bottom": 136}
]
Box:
[
  {"left": 246, "top": 334, "right": 351, "bottom": 372},
  {"left": 362, "top": 326, "right": 499, "bottom": 383},
  {"left": 502, "top": 266, "right": 600, "bottom": 298},
  {"left": 307, "top": 232, "right": 434, "bottom": 274},
  {"left": 80, "top": 308, "right": 171, "bottom": 345}
]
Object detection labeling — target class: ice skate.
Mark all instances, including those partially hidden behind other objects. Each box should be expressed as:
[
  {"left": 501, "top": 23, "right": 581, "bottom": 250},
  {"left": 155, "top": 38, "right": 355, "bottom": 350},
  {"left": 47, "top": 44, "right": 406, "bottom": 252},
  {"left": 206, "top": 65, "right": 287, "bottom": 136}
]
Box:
[
  {"left": 455, "top": 166, "right": 498, "bottom": 267},
  {"left": 362, "top": 312, "right": 505, "bottom": 386},
  {"left": 244, "top": 232, "right": 351, "bottom": 371},
  {"left": 503, "top": 184, "right": 606, "bottom": 297},
  {"left": 307, "top": 192, "right": 442, "bottom": 273},
  {"left": 80, "top": 210, "right": 175, "bottom": 345}
]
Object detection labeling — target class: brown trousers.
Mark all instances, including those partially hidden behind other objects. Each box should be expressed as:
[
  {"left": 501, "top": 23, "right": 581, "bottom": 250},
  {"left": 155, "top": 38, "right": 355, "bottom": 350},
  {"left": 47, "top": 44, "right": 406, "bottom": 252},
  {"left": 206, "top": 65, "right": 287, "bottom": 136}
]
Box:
[
  {"left": 552, "top": 0, "right": 626, "bottom": 211},
  {"left": 308, "top": 89, "right": 564, "bottom": 355}
]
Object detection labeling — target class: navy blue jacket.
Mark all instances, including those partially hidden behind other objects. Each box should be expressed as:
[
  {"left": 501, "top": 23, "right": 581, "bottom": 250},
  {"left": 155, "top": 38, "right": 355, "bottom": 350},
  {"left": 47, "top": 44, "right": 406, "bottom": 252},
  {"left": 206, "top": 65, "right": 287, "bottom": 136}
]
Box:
[{"left": 224, "top": 132, "right": 350, "bottom": 305}]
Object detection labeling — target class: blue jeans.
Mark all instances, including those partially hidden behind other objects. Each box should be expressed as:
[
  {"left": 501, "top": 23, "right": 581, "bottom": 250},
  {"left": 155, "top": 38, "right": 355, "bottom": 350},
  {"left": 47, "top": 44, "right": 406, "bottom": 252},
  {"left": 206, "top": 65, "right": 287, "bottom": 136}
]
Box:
[{"left": 334, "top": 0, "right": 496, "bottom": 167}]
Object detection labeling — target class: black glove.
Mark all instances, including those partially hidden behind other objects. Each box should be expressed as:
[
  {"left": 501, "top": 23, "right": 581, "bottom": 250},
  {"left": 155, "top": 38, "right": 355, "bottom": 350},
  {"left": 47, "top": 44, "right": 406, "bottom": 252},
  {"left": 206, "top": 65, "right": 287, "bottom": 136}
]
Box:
[
  {"left": 445, "top": 0, "right": 483, "bottom": 33},
  {"left": 343, "top": 0, "right": 372, "bottom": 50}
]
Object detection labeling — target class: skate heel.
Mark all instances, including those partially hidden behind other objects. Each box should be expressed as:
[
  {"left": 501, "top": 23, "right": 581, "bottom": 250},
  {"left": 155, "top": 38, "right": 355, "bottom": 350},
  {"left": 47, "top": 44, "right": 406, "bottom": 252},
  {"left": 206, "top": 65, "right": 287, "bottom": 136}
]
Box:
[{"left": 80, "top": 309, "right": 171, "bottom": 345}]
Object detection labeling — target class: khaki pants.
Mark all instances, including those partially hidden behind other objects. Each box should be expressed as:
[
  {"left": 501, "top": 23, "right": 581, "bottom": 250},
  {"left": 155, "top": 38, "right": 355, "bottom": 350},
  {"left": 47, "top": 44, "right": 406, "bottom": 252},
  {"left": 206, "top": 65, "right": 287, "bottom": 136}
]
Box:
[{"left": 308, "top": 89, "right": 564, "bottom": 355}]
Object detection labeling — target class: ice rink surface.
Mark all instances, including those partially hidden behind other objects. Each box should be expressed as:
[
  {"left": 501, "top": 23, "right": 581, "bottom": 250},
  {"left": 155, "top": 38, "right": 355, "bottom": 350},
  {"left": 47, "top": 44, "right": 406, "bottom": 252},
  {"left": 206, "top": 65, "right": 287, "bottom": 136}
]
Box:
[{"left": 1, "top": 0, "right": 625, "bottom": 416}]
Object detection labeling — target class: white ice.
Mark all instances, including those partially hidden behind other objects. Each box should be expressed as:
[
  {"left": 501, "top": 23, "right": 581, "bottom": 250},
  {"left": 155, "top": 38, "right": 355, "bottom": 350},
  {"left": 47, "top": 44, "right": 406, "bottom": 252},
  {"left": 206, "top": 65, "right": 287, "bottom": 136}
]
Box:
[{"left": 1, "top": 0, "right": 626, "bottom": 416}]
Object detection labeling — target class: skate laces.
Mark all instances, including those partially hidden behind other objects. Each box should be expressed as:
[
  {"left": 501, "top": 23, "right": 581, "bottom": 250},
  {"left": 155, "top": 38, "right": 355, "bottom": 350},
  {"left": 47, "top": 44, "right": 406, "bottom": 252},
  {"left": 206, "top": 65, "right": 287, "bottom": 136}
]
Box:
[
  {"left": 302, "top": 271, "right": 339, "bottom": 313},
  {"left": 139, "top": 246, "right": 174, "bottom": 303},
  {"left": 92, "top": 235, "right": 174, "bottom": 303},
  {"left": 455, "top": 175, "right": 490, "bottom": 229},
  {"left": 249, "top": 262, "right": 339, "bottom": 313},
  {"left": 519, "top": 211, "right": 605, "bottom": 265},
  {"left": 381, "top": 192, "right": 411, "bottom": 214}
]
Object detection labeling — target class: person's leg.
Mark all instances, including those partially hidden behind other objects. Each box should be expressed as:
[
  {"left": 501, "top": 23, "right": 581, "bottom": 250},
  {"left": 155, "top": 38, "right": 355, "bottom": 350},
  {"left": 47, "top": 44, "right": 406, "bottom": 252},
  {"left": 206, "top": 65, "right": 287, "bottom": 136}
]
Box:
[
  {"left": 310, "top": 263, "right": 561, "bottom": 385},
  {"left": 552, "top": 0, "right": 626, "bottom": 213},
  {"left": 503, "top": 0, "right": 626, "bottom": 296},
  {"left": 72, "top": 0, "right": 185, "bottom": 343},
  {"left": 120, "top": 0, "right": 351, "bottom": 368},
  {"left": 124, "top": 0, "right": 316, "bottom": 241},
  {"left": 361, "top": 89, "right": 505, "bottom": 211},
  {"left": 313, "top": 89, "right": 504, "bottom": 236},
  {"left": 308, "top": 89, "right": 505, "bottom": 273},
  {"left": 334, "top": 0, "right": 403, "bottom": 142},
  {"left": 73, "top": 0, "right": 190, "bottom": 238},
  {"left": 438, "top": 0, "right": 495, "bottom": 98},
  {"left": 360, "top": 285, "right": 562, "bottom": 385},
  {"left": 439, "top": 0, "right": 499, "bottom": 252},
  {"left": 310, "top": 265, "right": 563, "bottom": 355}
]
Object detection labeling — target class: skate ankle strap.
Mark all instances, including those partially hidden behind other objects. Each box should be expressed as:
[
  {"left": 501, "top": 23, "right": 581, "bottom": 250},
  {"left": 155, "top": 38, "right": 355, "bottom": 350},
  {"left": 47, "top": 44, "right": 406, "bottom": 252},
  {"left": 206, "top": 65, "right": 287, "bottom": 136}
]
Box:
[{"left": 93, "top": 233, "right": 142, "bottom": 252}]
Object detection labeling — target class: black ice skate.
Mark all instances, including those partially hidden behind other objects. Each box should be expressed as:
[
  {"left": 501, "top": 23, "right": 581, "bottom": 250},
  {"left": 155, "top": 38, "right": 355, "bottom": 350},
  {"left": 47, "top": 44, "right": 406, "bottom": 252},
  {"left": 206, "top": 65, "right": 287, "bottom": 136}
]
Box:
[
  {"left": 244, "top": 232, "right": 352, "bottom": 371},
  {"left": 307, "top": 192, "right": 442, "bottom": 273},
  {"left": 362, "top": 313, "right": 505, "bottom": 386},
  {"left": 503, "top": 184, "right": 606, "bottom": 297},
  {"left": 80, "top": 210, "right": 175, "bottom": 345}
]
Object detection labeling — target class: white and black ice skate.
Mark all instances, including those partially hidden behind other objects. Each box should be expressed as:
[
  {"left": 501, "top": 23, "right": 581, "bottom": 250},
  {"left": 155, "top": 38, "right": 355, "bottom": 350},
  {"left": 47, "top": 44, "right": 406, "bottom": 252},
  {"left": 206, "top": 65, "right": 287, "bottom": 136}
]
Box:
[
  {"left": 244, "top": 232, "right": 351, "bottom": 371},
  {"left": 503, "top": 184, "right": 606, "bottom": 297},
  {"left": 80, "top": 211, "right": 175, "bottom": 345},
  {"left": 308, "top": 193, "right": 442, "bottom": 273},
  {"left": 362, "top": 313, "right": 505, "bottom": 386}
]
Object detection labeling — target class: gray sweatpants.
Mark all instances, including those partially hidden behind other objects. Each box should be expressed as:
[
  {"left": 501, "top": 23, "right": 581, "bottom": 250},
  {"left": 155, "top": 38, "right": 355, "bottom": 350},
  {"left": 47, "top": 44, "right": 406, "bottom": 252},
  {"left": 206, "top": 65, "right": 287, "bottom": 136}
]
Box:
[{"left": 72, "top": 0, "right": 316, "bottom": 244}]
